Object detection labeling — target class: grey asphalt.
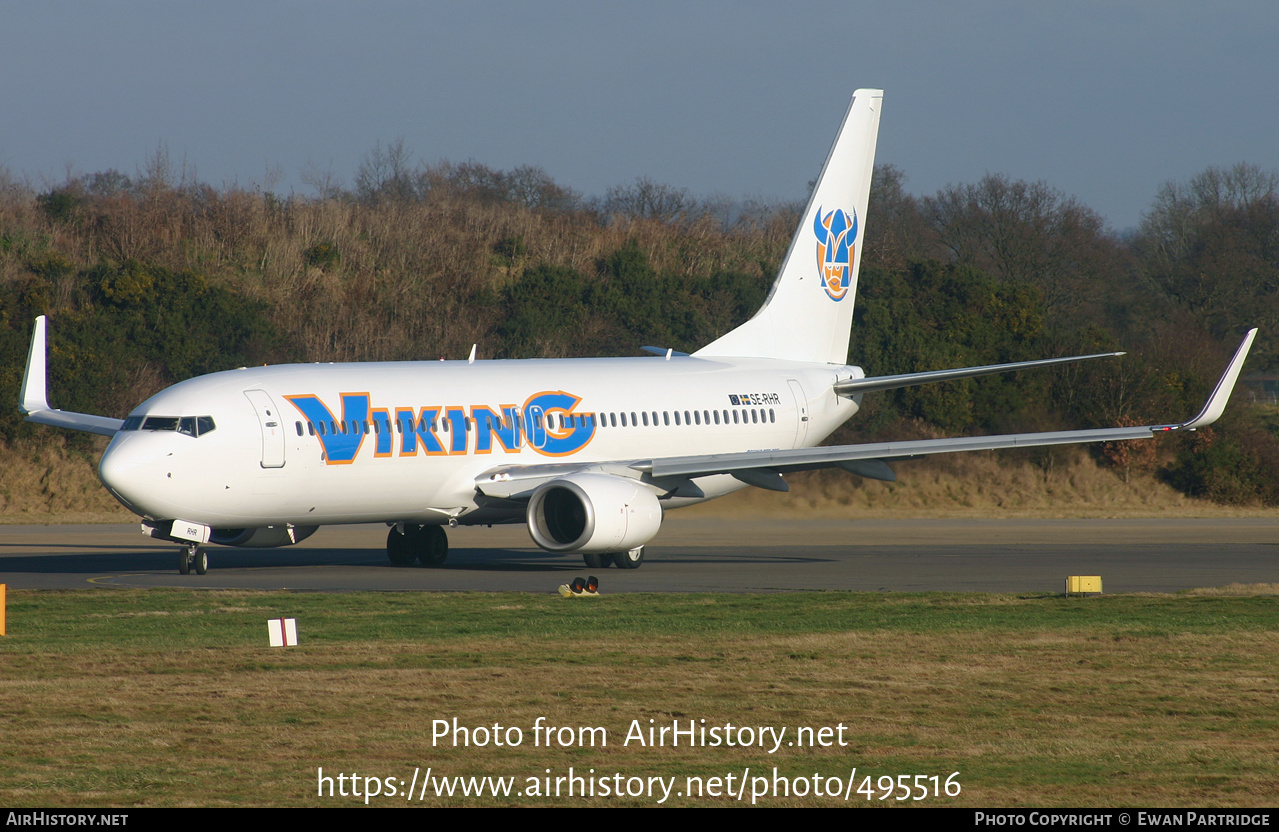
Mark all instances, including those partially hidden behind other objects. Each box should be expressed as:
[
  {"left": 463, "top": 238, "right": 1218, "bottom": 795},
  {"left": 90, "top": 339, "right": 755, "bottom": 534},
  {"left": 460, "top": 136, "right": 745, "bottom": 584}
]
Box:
[{"left": 1, "top": 517, "right": 1276, "bottom": 593}]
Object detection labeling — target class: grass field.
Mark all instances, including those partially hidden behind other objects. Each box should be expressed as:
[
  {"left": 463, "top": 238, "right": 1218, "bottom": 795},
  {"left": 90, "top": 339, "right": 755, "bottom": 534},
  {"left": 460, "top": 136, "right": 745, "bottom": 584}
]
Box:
[{"left": 2, "top": 588, "right": 1277, "bottom": 807}]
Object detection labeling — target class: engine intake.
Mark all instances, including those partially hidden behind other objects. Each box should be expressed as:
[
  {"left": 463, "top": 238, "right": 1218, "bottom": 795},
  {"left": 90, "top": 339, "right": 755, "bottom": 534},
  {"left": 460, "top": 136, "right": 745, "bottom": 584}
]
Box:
[{"left": 526, "top": 473, "right": 662, "bottom": 553}]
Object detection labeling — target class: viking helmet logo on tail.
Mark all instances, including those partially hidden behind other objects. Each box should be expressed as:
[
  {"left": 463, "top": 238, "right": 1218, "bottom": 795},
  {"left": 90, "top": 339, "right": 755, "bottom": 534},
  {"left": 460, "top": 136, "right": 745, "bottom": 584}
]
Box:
[{"left": 814, "top": 205, "right": 858, "bottom": 301}]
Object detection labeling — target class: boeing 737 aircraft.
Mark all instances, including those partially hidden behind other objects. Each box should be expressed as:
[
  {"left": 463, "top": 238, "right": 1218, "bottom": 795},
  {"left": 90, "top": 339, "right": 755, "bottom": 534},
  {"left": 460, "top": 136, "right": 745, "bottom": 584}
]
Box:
[{"left": 18, "top": 90, "right": 1257, "bottom": 574}]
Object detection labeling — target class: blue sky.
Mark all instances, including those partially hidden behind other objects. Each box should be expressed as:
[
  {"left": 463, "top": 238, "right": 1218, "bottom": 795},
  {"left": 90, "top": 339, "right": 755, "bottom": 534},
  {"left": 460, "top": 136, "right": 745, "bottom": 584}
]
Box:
[{"left": 4, "top": 2, "right": 1275, "bottom": 231}]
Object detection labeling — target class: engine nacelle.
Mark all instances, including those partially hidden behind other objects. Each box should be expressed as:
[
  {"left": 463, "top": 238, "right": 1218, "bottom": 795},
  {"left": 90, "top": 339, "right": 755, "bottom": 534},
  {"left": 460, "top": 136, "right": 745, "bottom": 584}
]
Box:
[{"left": 526, "top": 473, "right": 662, "bottom": 553}]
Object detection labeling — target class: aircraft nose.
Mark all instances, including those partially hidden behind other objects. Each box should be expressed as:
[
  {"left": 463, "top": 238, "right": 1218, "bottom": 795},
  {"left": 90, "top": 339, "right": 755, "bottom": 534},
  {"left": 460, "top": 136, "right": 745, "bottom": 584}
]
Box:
[{"left": 99, "top": 435, "right": 162, "bottom": 515}]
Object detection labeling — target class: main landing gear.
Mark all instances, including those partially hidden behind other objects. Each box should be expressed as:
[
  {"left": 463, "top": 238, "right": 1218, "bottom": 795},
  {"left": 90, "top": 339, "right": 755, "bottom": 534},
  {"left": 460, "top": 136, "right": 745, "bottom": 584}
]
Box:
[
  {"left": 582, "top": 546, "right": 644, "bottom": 569},
  {"left": 387, "top": 524, "right": 449, "bottom": 567},
  {"left": 178, "top": 543, "right": 208, "bottom": 575}
]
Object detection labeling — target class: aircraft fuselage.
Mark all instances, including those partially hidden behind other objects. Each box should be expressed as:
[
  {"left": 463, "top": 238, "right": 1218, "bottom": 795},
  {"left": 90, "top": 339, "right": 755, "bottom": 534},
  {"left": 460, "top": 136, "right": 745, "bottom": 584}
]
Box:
[{"left": 98, "top": 355, "right": 863, "bottom": 529}]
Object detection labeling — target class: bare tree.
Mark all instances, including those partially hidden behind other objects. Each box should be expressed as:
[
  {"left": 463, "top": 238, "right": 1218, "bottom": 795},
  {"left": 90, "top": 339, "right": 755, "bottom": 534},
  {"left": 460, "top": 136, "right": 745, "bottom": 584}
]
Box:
[
  {"left": 602, "top": 176, "right": 695, "bottom": 223},
  {"left": 355, "top": 138, "right": 417, "bottom": 204},
  {"left": 863, "top": 164, "right": 935, "bottom": 270},
  {"left": 300, "top": 161, "right": 346, "bottom": 201},
  {"left": 923, "top": 174, "right": 1115, "bottom": 318}
]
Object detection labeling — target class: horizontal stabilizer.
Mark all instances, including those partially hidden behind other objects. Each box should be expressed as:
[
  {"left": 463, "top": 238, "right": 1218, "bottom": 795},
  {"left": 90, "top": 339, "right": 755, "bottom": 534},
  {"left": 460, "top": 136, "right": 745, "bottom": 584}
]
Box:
[{"left": 836, "top": 352, "right": 1123, "bottom": 396}]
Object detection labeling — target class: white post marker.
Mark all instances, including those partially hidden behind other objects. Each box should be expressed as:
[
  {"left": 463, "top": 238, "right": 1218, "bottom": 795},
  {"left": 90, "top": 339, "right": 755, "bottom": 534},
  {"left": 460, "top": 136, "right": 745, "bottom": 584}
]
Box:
[{"left": 268, "top": 617, "right": 299, "bottom": 647}]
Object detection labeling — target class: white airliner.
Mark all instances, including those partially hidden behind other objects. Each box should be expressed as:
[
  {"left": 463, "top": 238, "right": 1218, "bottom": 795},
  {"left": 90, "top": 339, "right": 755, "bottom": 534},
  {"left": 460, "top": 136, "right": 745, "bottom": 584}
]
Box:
[{"left": 18, "top": 89, "right": 1257, "bottom": 575}]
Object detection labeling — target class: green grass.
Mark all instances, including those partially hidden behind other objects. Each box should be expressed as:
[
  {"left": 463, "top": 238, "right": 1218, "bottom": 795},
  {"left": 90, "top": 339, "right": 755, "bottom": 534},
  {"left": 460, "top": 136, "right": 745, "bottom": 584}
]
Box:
[{"left": 3, "top": 589, "right": 1277, "bottom": 807}]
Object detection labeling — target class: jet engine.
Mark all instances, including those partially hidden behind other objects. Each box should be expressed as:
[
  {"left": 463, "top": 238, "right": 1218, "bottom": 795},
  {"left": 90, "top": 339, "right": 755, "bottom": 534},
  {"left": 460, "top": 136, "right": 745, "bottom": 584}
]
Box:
[{"left": 526, "top": 473, "right": 662, "bottom": 553}]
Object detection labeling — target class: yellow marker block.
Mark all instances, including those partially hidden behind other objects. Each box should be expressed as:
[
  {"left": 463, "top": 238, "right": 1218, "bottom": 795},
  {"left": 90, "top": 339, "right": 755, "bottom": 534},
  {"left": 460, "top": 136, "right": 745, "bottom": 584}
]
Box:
[
  {"left": 1, "top": 583, "right": 6, "bottom": 636},
  {"left": 1066, "top": 576, "right": 1102, "bottom": 595}
]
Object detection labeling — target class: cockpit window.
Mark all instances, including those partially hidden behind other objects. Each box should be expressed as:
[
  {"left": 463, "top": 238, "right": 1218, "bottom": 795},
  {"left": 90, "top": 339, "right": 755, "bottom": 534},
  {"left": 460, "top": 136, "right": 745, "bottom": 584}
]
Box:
[
  {"left": 143, "top": 416, "right": 179, "bottom": 431},
  {"left": 133, "top": 415, "right": 216, "bottom": 436}
]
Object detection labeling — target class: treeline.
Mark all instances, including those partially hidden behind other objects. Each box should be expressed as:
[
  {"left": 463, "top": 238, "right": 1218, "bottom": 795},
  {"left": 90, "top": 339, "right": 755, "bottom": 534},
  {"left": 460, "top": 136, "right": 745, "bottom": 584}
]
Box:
[{"left": 0, "top": 147, "right": 1277, "bottom": 504}]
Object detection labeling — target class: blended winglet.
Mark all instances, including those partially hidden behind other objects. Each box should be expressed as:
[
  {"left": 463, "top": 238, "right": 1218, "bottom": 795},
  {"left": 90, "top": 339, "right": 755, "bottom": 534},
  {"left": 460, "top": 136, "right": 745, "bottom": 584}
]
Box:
[
  {"left": 18, "top": 316, "right": 123, "bottom": 437},
  {"left": 19, "top": 315, "right": 50, "bottom": 415},
  {"left": 1158, "top": 327, "right": 1257, "bottom": 432}
]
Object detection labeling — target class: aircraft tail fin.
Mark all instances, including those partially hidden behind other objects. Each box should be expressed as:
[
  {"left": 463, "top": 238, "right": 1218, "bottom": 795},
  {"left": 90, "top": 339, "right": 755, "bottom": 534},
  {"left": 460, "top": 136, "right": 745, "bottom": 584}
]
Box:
[{"left": 694, "top": 89, "right": 882, "bottom": 365}]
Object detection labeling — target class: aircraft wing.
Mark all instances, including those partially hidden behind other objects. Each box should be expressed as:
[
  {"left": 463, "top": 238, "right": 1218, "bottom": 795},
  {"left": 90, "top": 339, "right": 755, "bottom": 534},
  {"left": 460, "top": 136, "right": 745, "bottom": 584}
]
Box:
[
  {"left": 643, "top": 328, "right": 1256, "bottom": 489},
  {"left": 477, "top": 329, "right": 1257, "bottom": 498},
  {"left": 19, "top": 316, "right": 123, "bottom": 437}
]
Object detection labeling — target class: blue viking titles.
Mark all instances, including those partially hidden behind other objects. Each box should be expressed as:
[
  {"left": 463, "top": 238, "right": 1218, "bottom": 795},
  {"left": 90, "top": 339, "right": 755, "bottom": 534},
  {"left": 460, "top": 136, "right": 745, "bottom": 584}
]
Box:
[{"left": 286, "top": 389, "right": 595, "bottom": 463}]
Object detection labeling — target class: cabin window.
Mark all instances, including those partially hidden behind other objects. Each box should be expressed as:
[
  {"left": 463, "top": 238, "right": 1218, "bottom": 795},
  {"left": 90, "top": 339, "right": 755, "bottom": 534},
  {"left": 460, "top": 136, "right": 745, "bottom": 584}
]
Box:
[
  {"left": 294, "top": 421, "right": 303, "bottom": 437},
  {"left": 674, "top": 411, "right": 681, "bottom": 426},
  {"left": 318, "top": 422, "right": 327, "bottom": 436},
  {"left": 663, "top": 411, "right": 670, "bottom": 426},
  {"left": 684, "top": 410, "right": 691, "bottom": 425},
  {"left": 307, "top": 421, "right": 315, "bottom": 436},
  {"left": 642, "top": 412, "right": 649, "bottom": 426},
  {"left": 769, "top": 408, "right": 776, "bottom": 423},
  {"left": 713, "top": 410, "right": 720, "bottom": 425},
  {"left": 694, "top": 410, "right": 701, "bottom": 425}
]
